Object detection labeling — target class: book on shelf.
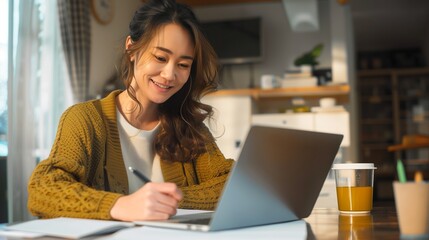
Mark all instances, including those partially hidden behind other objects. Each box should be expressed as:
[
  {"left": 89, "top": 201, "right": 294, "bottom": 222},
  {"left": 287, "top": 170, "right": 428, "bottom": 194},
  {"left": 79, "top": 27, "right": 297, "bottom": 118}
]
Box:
[
  {"left": 284, "top": 71, "right": 313, "bottom": 79},
  {"left": 281, "top": 76, "right": 318, "bottom": 88},
  {"left": 281, "top": 68, "right": 318, "bottom": 87}
]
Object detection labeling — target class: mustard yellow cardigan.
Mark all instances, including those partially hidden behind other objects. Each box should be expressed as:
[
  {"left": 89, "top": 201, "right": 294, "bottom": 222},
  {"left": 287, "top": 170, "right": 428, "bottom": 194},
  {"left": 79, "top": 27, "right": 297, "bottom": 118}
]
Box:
[{"left": 27, "top": 90, "right": 233, "bottom": 220}]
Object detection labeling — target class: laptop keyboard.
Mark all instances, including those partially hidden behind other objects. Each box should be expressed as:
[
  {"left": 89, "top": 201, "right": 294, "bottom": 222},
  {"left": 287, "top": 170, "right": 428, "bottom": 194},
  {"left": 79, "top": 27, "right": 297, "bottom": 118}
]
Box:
[
  {"left": 168, "top": 212, "right": 213, "bottom": 226},
  {"left": 181, "top": 218, "right": 211, "bottom": 225}
]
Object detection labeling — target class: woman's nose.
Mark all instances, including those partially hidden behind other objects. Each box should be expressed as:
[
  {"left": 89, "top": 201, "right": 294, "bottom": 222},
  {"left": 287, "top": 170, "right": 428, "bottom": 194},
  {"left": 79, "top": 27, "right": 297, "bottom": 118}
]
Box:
[{"left": 160, "top": 63, "right": 176, "bottom": 81}]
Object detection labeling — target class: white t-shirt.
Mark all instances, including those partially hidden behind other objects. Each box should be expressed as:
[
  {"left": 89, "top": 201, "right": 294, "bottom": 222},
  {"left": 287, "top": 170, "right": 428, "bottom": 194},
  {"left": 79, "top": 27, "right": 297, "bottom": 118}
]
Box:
[{"left": 116, "top": 108, "right": 164, "bottom": 193}]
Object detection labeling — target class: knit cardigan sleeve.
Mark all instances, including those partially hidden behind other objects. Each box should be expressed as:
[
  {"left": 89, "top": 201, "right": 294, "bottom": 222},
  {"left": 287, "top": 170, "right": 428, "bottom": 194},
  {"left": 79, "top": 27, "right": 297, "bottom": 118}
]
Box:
[
  {"left": 27, "top": 103, "right": 122, "bottom": 220},
  {"left": 178, "top": 144, "right": 234, "bottom": 210},
  {"left": 172, "top": 126, "right": 235, "bottom": 210}
]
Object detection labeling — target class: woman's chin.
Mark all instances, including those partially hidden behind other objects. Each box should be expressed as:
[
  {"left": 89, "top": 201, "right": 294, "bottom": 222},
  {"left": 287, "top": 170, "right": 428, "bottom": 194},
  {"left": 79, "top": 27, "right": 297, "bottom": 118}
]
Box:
[{"left": 150, "top": 96, "right": 170, "bottom": 105}]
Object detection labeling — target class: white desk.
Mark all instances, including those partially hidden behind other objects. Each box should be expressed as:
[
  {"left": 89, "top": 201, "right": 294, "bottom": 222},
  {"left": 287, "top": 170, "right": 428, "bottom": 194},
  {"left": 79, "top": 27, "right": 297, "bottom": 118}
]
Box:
[
  {"left": 0, "top": 211, "right": 308, "bottom": 240},
  {"left": 98, "top": 220, "right": 308, "bottom": 240}
]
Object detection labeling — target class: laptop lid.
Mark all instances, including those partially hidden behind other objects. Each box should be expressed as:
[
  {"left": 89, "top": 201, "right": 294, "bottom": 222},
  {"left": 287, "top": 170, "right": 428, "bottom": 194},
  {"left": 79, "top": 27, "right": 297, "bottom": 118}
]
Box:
[
  {"left": 209, "top": 126, "right": 342, "bottom": 231},
  {"left": 137, "top": 126, "right": 343, "bottom": 231}
]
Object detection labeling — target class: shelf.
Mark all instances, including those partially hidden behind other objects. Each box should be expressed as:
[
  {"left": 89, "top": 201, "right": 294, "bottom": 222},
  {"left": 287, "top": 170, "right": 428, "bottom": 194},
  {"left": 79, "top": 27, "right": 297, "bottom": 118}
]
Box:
[
  {"left": 360, "top": 119, "right": 393, "bottom": 125},
  {"left": 361, "top": 140, "right": 393, "bottom": 145},
  {"left": 400, "top": 119, "right": 429, "bottom": 124},
  {"left": 399, "top": 118, "right": 422, "bottom": 123},
  {"left": 358, "top": 79, "right": 391, "bottom": 86},
  {"left": 358, "top": 67, "right": 429, "bottom": 177},
  {"left": 360, "top": 96, "right": 392, "bottom": 102},
  {"left": 360, "top": 143, "right": 391, "bottom": 150},
  {"left": 358, "top": 67, "right": 429, "bottom": 77},
  {"left": 208, "top": 85, "right": 350, "bottom": 99},
  {"left": 399, "top": 94, "right": 429, "bottom": 101}
]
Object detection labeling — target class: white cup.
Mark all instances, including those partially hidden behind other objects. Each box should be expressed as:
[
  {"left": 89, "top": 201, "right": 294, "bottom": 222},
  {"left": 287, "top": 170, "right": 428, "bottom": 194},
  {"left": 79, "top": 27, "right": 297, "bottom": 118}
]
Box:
[
  {"left": 319, "top": 97, "right": 336, "bottom": 108},
  {"left": 260, "top": 75, "right": 277, "bottom": 89}
]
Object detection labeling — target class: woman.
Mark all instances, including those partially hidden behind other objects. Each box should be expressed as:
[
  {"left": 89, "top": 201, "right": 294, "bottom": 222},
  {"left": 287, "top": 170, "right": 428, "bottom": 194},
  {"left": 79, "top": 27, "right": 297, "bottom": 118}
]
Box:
[{"left": 27, "top": 0, "right": 233, "bottom": 221}]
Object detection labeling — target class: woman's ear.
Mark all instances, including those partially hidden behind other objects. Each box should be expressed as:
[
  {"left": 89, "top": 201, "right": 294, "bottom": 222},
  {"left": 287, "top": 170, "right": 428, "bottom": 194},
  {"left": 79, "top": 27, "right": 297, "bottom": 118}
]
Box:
[{"left": 125, "top": 36, "right": 135, "bottom": 62}]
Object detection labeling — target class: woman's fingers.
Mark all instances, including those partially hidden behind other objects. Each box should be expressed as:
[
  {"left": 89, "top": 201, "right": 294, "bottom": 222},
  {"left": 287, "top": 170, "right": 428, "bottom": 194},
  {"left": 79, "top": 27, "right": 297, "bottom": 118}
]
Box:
[
  {"left": 148, "top": 182, "right": 183, "bottom": 201},
  {"left": 146, "top": 182, "right": 183, "bottom": 203},
  {"left": 110, "top": 182, "right": 183, "bottom": 221}
]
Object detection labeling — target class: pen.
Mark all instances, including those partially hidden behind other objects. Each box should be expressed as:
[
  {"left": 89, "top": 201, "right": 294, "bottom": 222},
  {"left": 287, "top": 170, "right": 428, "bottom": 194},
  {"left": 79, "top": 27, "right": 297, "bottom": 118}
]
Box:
[
  {"left": 128, "top": 167, "right": 151, "bottom": 183},
  {"left": 396, "top": 159, "right": 407, "bottom": 183}
]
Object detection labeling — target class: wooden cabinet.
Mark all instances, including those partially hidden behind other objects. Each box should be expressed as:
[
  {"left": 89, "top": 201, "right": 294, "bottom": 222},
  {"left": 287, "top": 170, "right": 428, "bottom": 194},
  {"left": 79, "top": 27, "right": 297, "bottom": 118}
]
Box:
[
  {"left": 358, "top": 71, "right": 395, "bottom": 175},
  {"left": 357, "top": 68, "right": 429, "bottom": 200},
  {"left": 393, "top": 69, "right": 429, "bottom": 141}
]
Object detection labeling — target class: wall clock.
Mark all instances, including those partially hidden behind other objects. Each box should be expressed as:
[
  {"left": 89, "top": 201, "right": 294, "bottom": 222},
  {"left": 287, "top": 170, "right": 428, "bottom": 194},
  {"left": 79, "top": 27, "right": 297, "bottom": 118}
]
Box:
[{"left": 91, "top": 0, "right": 114, "bottom": 25}]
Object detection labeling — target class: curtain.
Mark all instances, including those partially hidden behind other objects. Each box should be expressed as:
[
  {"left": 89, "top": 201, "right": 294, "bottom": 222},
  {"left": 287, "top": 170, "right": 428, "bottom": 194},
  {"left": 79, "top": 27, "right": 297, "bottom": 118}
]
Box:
[
  {"left": 57, "top": 0, "right": 91, "bottom": 102},
  {"left": 7, "top": 0, "right": 72, "bottom": 222},
  {"left": 7, "top": 0, "right": 41, "bottom": 222}
]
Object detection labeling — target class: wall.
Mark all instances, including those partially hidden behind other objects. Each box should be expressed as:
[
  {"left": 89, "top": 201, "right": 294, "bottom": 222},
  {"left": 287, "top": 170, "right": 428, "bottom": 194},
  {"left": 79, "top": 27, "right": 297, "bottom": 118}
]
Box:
[
  {"left": 88, "top": 1, "right": 343, "bottom": 93},
  {"left": 329, "top": 1, "right": 357, "bottom": 162},
  {"left": 193, "top": 1, "right": 332, "bottom": 89},
  {"left": 351, "top": 0, "right": 429, "bottom": 52},
  {"left": 89, "top": 0, "right": 142, "bottom": 97},
  {"left": 194, "top": 1, "right": 356, "bottom": 162}
]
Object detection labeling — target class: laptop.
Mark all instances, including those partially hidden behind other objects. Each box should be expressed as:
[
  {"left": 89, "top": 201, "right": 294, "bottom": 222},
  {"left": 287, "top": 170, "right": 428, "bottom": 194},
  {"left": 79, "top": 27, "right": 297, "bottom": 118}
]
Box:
[{"left": 135, "top": 125, "right": 343, "bottom": 231}]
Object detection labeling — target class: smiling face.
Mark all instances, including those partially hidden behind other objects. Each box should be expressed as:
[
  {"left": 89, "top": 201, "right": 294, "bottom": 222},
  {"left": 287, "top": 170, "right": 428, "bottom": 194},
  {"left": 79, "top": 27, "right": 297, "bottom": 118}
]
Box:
[{"left": 127, "top": 23, "right": 195, "bottom": 107}]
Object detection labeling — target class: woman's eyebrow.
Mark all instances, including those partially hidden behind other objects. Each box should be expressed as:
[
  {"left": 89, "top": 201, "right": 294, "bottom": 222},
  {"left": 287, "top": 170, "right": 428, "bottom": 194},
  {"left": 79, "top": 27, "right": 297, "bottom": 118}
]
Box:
[{"left": 155, "top": 46, "right": 194, "bottom": 60}]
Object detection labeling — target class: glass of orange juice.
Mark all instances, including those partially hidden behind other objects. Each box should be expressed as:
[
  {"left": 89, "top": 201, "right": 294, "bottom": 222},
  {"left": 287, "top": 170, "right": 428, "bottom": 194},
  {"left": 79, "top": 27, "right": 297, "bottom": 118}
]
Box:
[{"left": 332, "top": 163, "right": 377, "bottom": 214}]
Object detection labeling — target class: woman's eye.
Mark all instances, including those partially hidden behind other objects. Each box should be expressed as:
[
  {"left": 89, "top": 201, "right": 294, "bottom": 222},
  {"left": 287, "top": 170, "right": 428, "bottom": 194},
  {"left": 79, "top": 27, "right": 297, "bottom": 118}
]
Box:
[
  {"left": 154, "top": 55, "right": 166, "bottom": 62},
  {"left": 179, "top": 63, "right": 190, "bottom": 69}
]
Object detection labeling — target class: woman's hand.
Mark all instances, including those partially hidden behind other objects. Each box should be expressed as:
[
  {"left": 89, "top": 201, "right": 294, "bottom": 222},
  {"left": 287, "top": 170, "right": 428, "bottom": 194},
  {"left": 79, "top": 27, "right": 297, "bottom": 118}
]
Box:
[{"left": 110, "top": 182, "right": 183, "bottom": 221}]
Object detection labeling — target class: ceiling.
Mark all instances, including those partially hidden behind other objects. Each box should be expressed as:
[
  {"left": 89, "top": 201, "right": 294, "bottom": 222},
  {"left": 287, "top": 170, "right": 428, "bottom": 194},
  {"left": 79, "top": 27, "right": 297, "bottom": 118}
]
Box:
[{"left": 350, "top": 0, "right": 429, "bottom": 52}]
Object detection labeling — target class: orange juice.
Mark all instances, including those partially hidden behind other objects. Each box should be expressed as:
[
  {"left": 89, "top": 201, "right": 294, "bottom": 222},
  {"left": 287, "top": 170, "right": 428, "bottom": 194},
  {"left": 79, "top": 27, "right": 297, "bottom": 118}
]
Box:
[{"left": 336, "top": 186, "right": 373, "bottom": 212}]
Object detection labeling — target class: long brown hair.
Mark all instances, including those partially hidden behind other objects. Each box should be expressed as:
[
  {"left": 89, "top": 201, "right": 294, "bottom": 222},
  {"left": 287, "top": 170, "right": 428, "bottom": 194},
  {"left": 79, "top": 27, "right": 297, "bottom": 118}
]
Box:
[{"left": 120, "top": 0, "right": 219, "bottom": 163}]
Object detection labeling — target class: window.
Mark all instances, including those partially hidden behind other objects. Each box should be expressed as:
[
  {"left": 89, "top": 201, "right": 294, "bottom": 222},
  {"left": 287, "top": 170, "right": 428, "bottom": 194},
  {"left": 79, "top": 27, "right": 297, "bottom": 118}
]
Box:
[
  {"left": 7, "top": 0, "right": 73, "bottom": 221},
  {"left": 0, "top": 0, "right": 8, "bottom": 157}
]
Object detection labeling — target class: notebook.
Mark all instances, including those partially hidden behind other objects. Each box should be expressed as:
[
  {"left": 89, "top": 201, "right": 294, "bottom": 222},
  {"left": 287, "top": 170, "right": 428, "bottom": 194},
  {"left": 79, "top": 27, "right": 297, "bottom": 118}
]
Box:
[
  {"left": 3, "top": 217, "right": 134, "bottom": 239},
  {"left": 135, "top": 125, "right": 343, "bottom": 231}
]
